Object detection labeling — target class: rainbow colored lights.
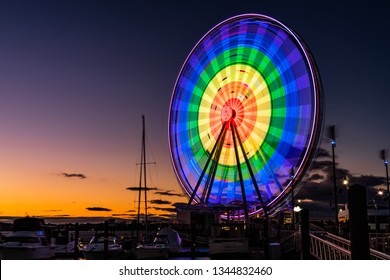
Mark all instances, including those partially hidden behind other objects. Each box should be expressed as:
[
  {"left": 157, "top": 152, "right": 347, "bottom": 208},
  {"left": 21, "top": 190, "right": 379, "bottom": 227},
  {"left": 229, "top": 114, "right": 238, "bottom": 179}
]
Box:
[{"left": 169, "top": 14, "right": 322, "bottom": 215}]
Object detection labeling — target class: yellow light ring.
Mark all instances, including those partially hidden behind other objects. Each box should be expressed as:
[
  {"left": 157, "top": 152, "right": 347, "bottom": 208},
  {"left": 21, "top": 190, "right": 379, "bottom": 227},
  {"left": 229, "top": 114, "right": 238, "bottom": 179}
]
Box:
[{"left": 198, "top": 64, "right": 271, "bottom": 166}]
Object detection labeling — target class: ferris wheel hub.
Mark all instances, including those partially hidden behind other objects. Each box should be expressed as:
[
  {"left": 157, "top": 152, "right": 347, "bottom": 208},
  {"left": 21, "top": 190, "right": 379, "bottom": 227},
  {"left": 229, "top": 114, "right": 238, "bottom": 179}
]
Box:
[{"left": 221, "top": 105, "right": 236, "bottom": 121}]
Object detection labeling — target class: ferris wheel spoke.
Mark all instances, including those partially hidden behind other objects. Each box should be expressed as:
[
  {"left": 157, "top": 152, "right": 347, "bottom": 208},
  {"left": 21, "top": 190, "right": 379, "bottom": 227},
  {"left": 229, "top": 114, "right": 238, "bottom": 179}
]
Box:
[
  {"left": 187, "top": 121, "right": 228, "bottom": 206},
  {"left": 231, "top": 121, "right": 250, "bottom": 224},
  {"left": 232, "top": 121, "right": 269, "bottom": 219}
]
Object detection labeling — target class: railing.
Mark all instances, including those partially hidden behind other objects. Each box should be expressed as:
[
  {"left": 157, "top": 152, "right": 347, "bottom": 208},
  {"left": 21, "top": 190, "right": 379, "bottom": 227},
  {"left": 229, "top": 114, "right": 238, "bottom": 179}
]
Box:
[
  {"left": 310, "top": 233, "right": 351, "bottom": 260},
  {"left": 370, "top": 249, "right": 390, "bottom": 260},
  {"left": 369, "top": 233, "right": 390, "bottom": 254},
  {"left": 309, "top": 231, "right": 390, "bottom": 260}
]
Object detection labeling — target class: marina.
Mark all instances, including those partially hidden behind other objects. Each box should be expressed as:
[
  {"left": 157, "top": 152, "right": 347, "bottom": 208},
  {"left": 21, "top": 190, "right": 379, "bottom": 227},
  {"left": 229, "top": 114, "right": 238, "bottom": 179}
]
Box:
[{"left": 1, "top": 212, "right": 390, "bottom": 260}]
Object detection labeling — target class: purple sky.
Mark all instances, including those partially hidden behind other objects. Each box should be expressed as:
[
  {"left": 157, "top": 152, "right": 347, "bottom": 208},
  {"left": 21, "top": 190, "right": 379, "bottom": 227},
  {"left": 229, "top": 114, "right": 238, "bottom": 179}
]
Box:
[{"left": 0, "top": 0, "right": 389, "bottom": 219}]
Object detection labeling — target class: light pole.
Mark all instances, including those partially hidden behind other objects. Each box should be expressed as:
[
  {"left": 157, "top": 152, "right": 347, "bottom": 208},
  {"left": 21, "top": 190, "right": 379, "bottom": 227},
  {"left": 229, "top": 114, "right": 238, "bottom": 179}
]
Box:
[
  {"left": 342, "top": 176, "right": 349, "bottom": 201},
  {"left": 380, "top": 149, "right": 390, "bottom": 232},
  {"left": 329, "top": 125, "right": 338, "bottom": 232},
  {"left": 290, "top": 168, "right": 295, "bottom": 228},
  {"left": 340, "top": 176, "right": 349, "bottom": 235}
]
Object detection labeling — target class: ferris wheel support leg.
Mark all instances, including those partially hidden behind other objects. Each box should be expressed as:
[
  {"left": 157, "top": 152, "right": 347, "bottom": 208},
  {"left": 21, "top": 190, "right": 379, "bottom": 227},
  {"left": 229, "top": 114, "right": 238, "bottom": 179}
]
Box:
[
  {"left": 233, "top": 122, "right": 270, "bottom": 257},
  {"left": 201, "top": 127, "right": 225, "bottom": 201},
  {"left": 204, "top": 126, "right": 227, "bottom": 203},
  {"left": 187, "top": 122, "right": 228, "bottom": 207},
  {"left": 231, "top": 121, "right": 250, "bottom": 224},
  {"left": 232, "top": 122, "right": 269, "bottom": 220},
  {"left": 201, "top": 131, "right": 223, "bottom": 201}
]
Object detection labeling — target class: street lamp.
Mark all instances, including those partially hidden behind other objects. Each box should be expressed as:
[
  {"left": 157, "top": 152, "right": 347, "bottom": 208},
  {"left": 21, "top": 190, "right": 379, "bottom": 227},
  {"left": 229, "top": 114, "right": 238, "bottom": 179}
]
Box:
[
  {"left": 338, "top": 176, "right": 349, "bottom": 235},
  {"left": 342, "top": 177, "right": 349, "bottom": 187},
  {"left": 294, "top": 199, "right": 302, "bottom": 213}
]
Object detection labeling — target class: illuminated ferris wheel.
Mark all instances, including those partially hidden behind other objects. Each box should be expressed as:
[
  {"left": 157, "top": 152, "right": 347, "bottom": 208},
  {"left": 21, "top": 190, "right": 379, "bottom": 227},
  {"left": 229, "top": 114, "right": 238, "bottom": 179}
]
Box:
[{"left": 168, "top": 14, "right": 323, "bottom": 219}]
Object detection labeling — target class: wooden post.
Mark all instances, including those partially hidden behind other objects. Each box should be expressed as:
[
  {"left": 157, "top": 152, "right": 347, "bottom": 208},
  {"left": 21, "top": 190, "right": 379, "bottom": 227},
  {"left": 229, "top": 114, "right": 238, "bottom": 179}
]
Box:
[
  {"left": 190, "top": 221, "right": 196, "bottom": 260},
  {"left": 104, "top": 220, "right": 109, "bottom": 260},
  {"left": 73, "top": 223, "right": 79, "bottom": 260},
  {"left": 348, "top": 184, "right": 370, "bottom": 259},
  {"left": 300, "top": 209, "right": 310, "bottom": 260},
  {"left": 263, "top": 218, "right": 269, "bottom": 259}
]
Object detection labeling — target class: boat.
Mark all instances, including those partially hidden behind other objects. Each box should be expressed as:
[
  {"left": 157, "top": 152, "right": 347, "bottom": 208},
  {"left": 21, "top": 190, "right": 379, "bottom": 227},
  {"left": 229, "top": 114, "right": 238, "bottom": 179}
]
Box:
[
  {"left": 132, "top": 115, "right": 168, "bottom": 260},
  {"left": 208, "top": 223, "right": 249, "bottom": 257},
  {"left": 80, "top": 233, "right": 123, "bottom": 260},
  {"left": 54, "top": 230, "right": 78, "bottom": 257},
  {"left": 156, "top": 227, "right": 182, "bottom": 253},
  {"left": 135, "top": 227, "right": 182, "bottom": 259},
  {"left": 135, "top": 235, "right": 170, "bottom": 259},
  {"left": 129, "top": 116, "right": 182, "bottom": 260},
  {"left": 0, "top": 217, "right": 56, "bottom": 259}
]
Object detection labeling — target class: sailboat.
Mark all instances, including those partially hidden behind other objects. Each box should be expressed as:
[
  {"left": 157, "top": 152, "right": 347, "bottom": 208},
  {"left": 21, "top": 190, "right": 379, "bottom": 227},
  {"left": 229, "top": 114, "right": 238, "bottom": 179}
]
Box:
[
  {"left": 131, "top": 115, "right": 152, "bottom": 242},
  {"left": 131, "top": 115, "right": 179, "bottom": 259},
  {"left": 79, "top": 233, "right": 123, "bottom": 260}
]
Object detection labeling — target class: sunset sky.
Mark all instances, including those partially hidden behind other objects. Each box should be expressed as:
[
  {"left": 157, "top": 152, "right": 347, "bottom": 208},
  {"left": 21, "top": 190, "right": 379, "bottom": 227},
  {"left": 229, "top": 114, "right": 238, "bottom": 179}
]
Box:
[{"left": 1, "top": 0, "right": 389, "bottom": 221}]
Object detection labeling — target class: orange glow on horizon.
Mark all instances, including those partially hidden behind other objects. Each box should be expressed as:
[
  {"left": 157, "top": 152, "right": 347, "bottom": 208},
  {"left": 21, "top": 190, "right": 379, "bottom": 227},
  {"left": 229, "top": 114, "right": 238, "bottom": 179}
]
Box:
[{"left": 0, "top": 145, "right": 186, "bottom": 220}]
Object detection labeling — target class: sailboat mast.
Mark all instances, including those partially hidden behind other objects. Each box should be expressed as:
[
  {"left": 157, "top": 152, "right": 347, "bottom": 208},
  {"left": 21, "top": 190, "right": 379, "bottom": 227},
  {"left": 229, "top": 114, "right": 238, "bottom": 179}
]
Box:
[
  {"left": 142, "top": 115, "right": 148, "bottom": 235},
  {"left": 136, "top": 115, "right": 148, "bottom": 241},
  {"left": 136, "top": 118, "right": 143, "bottom": 242}
]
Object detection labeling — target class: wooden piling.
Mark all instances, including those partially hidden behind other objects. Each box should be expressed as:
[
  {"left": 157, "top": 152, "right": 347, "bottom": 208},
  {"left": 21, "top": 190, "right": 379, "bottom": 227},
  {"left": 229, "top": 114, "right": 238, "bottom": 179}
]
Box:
[
  {"left": 104, "top": 220, "right": 109, "bottom": 260},
  {"left": 73, "top": 223, "right": 79, "bottom": 260},
  {"left": 348, "top": 184, "right": 370, "bottom": 260},
  {"left": 300, "top": 209, "right": 310, "bottom": 260}
]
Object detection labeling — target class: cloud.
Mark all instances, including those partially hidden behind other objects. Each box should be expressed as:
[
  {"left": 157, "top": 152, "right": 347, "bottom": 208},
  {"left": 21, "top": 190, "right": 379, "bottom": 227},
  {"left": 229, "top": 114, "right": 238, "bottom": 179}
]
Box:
[
  {"left": 154, "top": 190, "right": 185, "bottom": 197},
  {"left": 307, "top": 173, "right": 325, "bottom": 181},
  {"left": 146, "top": 214, "right": 160, "bottom": 220},
  {"left": 112, "top": 213, "right": 131, "bottom": 217},
  {"left": 126, "top": 187, "right": 158, "bottom": 191},
  {"left": 129, "top": 213, "right": 159, "bottom": 219},
  {"left": 352, "top": 175, "right": 385, "bottom": 188},
  {"left": 152, "top": 207, "right": 176, "bottom": 213},
  {"left": 150, "top": 199, "right": 171, "bottom": 205},
  {"left": 295, "top": 146, "right": 388, "bottom": 219},
  {"left": 314, "top": 147, "right": 332, "bottom": 158},
  {"left": 86, "top": 207, "right": 112, "bottom": 212},
  {"left": 62, "top": 173, "right": 86, "bottom": 179},
  {"left": 297, "top": 198, "right": 314, "bottom": 203},
  {"left": 172, "top": 202, "right": 188, "bottom": 208},
  {"left": 125, "top": 210, "right": 136, "bottom": 213},
  {"left": 159, "top": 214, "right": 176, "bottom": 218},
  {"left": 126, "top": 213, "right": 137, "bottom": 217}
]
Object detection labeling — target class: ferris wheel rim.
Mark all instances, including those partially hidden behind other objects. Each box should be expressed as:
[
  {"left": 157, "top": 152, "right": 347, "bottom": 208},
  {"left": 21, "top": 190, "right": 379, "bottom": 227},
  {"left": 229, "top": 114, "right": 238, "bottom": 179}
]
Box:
[{"left": 168, "top": 13, "right": 323, "bottom": 216}]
